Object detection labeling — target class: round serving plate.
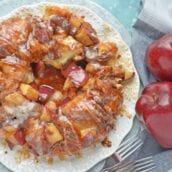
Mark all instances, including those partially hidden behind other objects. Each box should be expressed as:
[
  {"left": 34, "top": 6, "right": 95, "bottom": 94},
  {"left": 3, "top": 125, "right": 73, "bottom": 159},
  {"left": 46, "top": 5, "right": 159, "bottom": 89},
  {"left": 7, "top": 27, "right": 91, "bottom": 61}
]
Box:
[{"left": 0, "top": 1, "right": 140, "bottom": 172}]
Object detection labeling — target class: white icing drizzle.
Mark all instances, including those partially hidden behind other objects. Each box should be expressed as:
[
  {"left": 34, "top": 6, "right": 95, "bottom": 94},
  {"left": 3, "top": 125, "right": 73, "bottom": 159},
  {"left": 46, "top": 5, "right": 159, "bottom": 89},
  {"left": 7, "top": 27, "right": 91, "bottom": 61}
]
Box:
[
  {"left": 4, "top": 102, "right": 37, "bottom": 128},
  {"left": 2, "top": 55, "right": 20, "bottom": 64}
]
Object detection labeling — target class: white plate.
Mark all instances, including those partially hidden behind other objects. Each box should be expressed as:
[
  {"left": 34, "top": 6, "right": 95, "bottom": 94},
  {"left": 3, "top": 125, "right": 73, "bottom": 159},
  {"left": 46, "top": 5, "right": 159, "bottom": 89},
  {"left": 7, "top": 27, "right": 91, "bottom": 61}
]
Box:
[{"left": 0, "top": 1, "right": 140, "bottom": 172}]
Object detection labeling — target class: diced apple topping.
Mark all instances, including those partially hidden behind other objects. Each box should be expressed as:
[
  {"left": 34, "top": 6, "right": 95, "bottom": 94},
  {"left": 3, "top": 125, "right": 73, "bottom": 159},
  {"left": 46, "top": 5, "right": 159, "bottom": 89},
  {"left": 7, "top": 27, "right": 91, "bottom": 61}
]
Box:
[
  {"left": 63, "top": 78, "right": 74, "bottom": 91},
  {"left": 97, "top": 42, "right": 118, "bottom": 62},
  {"left": 43, "top": 6, "right": 71, "bottom": 20},
  {"left": 45, "top": 101, "right": 57, "bottom": 111},
  {"left": 38, "top": 85, "right": 54, "bottom": 102},
  {"left": 124, "top": 69, "right": 135, "bottom": 81},
  {"left": 4, "top": 92, "right": 27, "bottom": 106},
  {"left": 73, "top": 120, "right": 97, "bottom": 139},
  {"left": 20, "top": 83, "right": 39, "bottom": 101},
  {"left": 61, "top": 62, "right": 89, "bottom": 87},
  {"left": 44, "top": 36, "right": 84, "bottom": 69},
  {"left": 68, "top": 67, "right": 89, "bottom": 87},
  {"left": 3, "top": 126, "right": 18, "bottom": 145},
  {"left": 40, "top": 102, "right": 56, "bottom": 121},
  {"left": 57, "top": 97, "right": 71, "bottom": 107},
  {"left": 4, "top": 125, "right": 16, "bottom": 132},
  {"left": 113, "top": 65, "right": 125, "bottom": 79},
  {"left": 75, "top": 22, "right": 99, "bottom": 46},
  {"left": 82, "top": 78, "right": 96, "bottom": 90},
  {"left": 40, "top": 107, "right": 52, "bottom": 121},
  {"left": 59, "top": 50, "right": 75, "bottom": 64},
  {"left": 69, "top": 15, "right": 83, "bottom": 35},
  {"left": 45, "top": 123, "right": 63, "bottom": 145},
  {"left": 43, "top": 50, "right": 75, "bottom": 69},
  {"left": 24, "top": 71, "right": 35, "bottom": 84},
  {"left": 63, "top": 36, "right": 84, "bottom": 61},
  {"left": 49, "top": 91, "right": 63, "bottom": 102},
  {"left": 113, "top": 66, "right": 134, "bottom": 81},
  {"left": 61, "top": 62, "right": 78, "bottom": 78},
  {"left": 29, "top": 39, "right": 49, "bottom": 62},
  {"left": 85, "top": 42, "right": 118, "bottom": 62},
  {"left": 33, "top": 22, "right": 52, "bottom": 44},
  {"left": 115, "top": 84, "right": 123, "bottom": 90}
]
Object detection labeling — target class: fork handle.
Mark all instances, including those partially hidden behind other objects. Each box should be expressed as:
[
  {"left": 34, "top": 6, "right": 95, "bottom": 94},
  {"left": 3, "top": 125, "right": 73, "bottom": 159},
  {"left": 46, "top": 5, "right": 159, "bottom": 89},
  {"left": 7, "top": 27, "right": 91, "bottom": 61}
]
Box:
[
  {"left": 102, "top": 160, "right": 131, "bottom": 172},
  {"left": 111, "top": 162, "right": 134, "bottom": 172}
]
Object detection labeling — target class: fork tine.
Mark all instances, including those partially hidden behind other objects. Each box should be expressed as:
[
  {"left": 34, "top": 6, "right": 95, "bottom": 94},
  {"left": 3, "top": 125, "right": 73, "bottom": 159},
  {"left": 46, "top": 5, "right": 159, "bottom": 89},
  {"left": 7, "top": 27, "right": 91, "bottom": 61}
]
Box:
[
  {"left": 137, "top": 165, "right": 156, "bottom": 172},
  {"left": 116, "top": 136, "right": 142, "bottom": 154},
  {"left": 120, "top": 141, "right": 143, "bottom": 160},
  {"left": 135, "top": 160, "right": 154, "bottom": 168},
  {"left": 136, "top": 164, "right": 155, "bottom": 172},
  {"left": 134, "top": 157, "right": 155, "bottom": 172},
  {"left": 135, "top": 163, "right": 155, "bottom": 171},
  {"left": 117, "top": 139, "right": 142, "bottom": 158},
  {"left": 135, "top": 159, "right": 154, "bottom": 167},
  {"left": 117, "top": 135, "right": 138, "bottom": 152},
  {"left": 134, "top": 157, "right": 154, "bottom": 166},
  {"left": 102, "top": 161, "right": 133, "bottom": 172},
  {"left": 117, "top": 139, "right": 139, "bottom": 155},
  {"left": 117, "top": 157, "right": 155, "bottom": 172},
  {"left": 102, "top": 157, "right": 155, "bottom": 172},
  {"left": 118, "top": 134, "right": 138, "bottom": 148},
  {"left": 135, "top": 157, "right": 153, "bottom": 163}
]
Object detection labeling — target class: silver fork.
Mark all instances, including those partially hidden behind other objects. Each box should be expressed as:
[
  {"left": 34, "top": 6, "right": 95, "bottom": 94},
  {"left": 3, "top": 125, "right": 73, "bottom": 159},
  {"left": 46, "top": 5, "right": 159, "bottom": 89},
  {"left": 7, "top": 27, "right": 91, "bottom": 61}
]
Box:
[
  {"left": 111, "top": 156, "right": 156, "bottom": 172},
  {"left": 113, "top": 134, "right": 143, "bottom": 161},
  {"left": 102, "top": 134, "right": 143, "bottom": 172}
]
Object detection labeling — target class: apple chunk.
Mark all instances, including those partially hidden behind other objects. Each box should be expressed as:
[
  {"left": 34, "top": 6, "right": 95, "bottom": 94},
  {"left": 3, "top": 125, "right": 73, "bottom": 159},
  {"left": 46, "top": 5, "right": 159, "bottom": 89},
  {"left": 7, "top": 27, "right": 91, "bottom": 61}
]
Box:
[
  {"left": 49, "top": 91, "right": 63, "bottom": 102},
  {"left": 4, "top": 92, "right": 27, "bottom": 106},
  {"left": 45, "top": 123, "right": 63, "bottom": 145},
  {"left": 40, "top": 101, "right": 57, "bottom": 121},
  {"left": 39, "top": 85, "right": 54, "bottom": 102},
  {"left": 61, "top": 62, "right": 89, "bottom": 87},
  {"left": 24, "top": 71, "right": 35, "bottom": 84},
  {"left": 43, "top": 48, "right": 75, "bottom": 69},
  {"left": 20, "top": 83, "right": 39, "bottom": 101},
  {"left": 124, "top": 69, "right": 135, "bottom": 81},
  {"left": 69, "top": 15, "right": 83, "bottom": 32},
  {"left": 73, "top": 120, "right": 97, "bottom": 139},
  {"left": 40, "top": 107, "right": 51, "bottom": 121},
  {"left": 75, "top": 22, "right": 99, "bottom": 46},
  {"left": 45, "top": 101, "right": 57, "bottom": 111},
  {"left": 4, "top": 125, "right": 18, "bottom": 145}
]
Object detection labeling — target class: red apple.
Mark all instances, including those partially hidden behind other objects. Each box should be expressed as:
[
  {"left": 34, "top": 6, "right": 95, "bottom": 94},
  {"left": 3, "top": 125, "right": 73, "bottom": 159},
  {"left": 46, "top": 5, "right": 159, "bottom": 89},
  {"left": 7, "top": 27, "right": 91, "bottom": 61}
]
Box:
[
  {"left": 39, "top": 85, "right": 54, "bottom": 102},
  {"left": 146, "top": 34, "right": 172, "bottom": 81},
  {"left": 136, "top": 81, "right": 172, "bottom": 148}
]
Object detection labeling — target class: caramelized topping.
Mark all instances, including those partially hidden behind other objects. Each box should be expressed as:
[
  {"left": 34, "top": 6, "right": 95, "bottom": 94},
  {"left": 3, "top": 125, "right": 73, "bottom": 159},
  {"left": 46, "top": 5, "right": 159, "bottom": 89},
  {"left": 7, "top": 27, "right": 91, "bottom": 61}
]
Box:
[{"left": 38, "top": 66, "right": 65, "bottom": 91}]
